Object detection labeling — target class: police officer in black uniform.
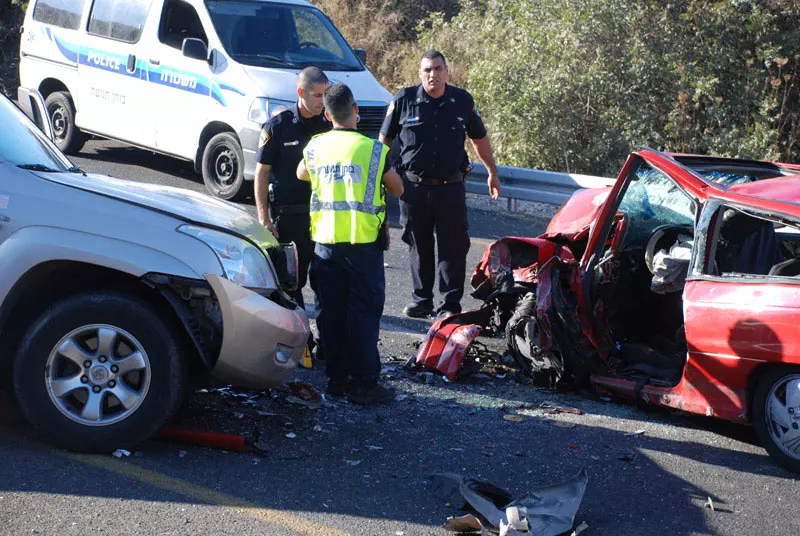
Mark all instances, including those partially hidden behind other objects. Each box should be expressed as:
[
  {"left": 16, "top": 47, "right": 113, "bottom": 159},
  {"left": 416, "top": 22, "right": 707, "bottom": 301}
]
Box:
[
  {"left": 254, "top": 66, "right": 330, "bottom": 310},
  {"left": 379, "top": 51, "right": 500, "bottom": 319}
]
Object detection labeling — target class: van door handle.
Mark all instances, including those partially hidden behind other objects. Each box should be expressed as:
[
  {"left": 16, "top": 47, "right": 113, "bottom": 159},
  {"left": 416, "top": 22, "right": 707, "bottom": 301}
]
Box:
[
  {"left": 149, "top": 58, "right": 160, "bottom": 66},
  {"left": 126, "top": 54, "right": 136, "bottom": 73}
]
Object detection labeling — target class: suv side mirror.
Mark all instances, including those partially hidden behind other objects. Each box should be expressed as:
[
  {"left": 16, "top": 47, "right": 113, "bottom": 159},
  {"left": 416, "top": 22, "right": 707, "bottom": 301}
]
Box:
[
  {"left": 182, "top": 38, "right": 209, "bottom": 62},
  {"left": 354, "top": 48, "right": 367, "bottom": 65},
  {"left": 18, "top": 88, "right": 54, "bottom": 141}
]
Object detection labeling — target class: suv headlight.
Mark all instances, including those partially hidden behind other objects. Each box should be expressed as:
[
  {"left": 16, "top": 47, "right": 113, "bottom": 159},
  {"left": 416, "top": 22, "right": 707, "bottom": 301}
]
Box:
[
  {"left": 179, "top": 225, "right": 277, "bottom": 289},
  {"left": 248, "top": 97, "right": 294, "bottom": 124}
]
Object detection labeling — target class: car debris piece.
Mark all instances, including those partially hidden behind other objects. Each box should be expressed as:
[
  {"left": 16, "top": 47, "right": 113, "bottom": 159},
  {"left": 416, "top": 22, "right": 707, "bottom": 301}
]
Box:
[
  {"left": 539, "top": 401, "right": 584, "bottom": 415},
  {"left": 285, "top": 381, "right": 321, "bottom": 401},
  {"left": 433, "top": 470, "right": 588, "bottom": 536},
  {"left": 571, "top": 521, "right": 590, "bottom": 536},
  {"left": 617, "top": 451, "right": 636, "bottom": 462},
  {"left": 503, "top": 414, "right": 526, "bottom": 423},
  {"left": 414, "top": 309, "right": 493, "bottom": 380},
  {"left": 158, "top": 427, "right": 247, "bottom": 452},
  {"left": 112, "top": 449, "right": 131, "bottom": 458},
  {"left": 624, "top": 430, "right": 646, "bottom": 437},
  {"left": 443, "top": 514, "right": 485, "bottom": 534}
]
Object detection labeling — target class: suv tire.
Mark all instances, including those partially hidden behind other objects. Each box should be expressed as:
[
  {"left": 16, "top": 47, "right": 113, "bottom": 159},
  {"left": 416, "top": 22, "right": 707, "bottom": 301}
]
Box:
[
  {"left": 45, "top": 91, "right": 87, "bottom": 154},
  {"left": 201, "top": 132, "right": 252, "bottom": 201},
  {"left": 13, "top": 292, "right": 186, "bottom": 452}
]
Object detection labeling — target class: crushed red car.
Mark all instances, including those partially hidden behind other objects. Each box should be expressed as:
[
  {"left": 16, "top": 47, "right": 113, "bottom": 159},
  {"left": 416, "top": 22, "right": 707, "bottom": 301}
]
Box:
[{"left": 418, "top": 149, "right": 800, "bottom": 472}]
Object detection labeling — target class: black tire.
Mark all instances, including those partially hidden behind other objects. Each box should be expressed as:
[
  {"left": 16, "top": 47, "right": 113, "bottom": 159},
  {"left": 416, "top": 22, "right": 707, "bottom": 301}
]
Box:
[
  {"left": 13, "top": 292, "right": 186, "bottom": 452},
  {"left": 44, "top": 91, "right": 87, "bottom": 154},
  {"left": 201, "top": 132, "right": 252, "bottom": 201},
  {"left": 505, "top": 292, "right": 538, "bottom": 374},
  {"left": 753, "top": 365, "right": 800, "bottom": 473}
]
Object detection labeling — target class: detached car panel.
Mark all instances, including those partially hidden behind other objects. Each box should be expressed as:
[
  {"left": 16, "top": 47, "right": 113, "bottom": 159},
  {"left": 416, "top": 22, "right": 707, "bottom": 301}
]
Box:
[{"left": 421, "top": 149, "right": 800, "bottom": 472}]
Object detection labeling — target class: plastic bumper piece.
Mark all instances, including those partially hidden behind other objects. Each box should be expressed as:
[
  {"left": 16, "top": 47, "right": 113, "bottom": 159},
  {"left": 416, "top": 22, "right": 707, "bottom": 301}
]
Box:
[{"left": 206, "top": 274, "right": 309, "bottom": 388}]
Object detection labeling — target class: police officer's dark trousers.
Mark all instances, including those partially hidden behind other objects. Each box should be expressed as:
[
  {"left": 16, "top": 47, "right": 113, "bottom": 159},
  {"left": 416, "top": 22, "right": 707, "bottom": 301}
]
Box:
[
  {"left": 400, "top": 179, "right": 470, "bottom": 312},
  {"left": 273, "top": 207, "right": 315, "bottom": 308},
  {"left": 313, "top": 242, "right": 384, "bottom": 388}
]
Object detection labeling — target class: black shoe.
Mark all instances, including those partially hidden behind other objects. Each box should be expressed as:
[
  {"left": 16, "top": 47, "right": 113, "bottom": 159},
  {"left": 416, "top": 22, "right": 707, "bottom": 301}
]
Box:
[
  {"left": 326, "top": 378, "right": 352, "bottom": 397},
  {"left": 347, "top": 384, "right": 396, "bottom": 405},
  {"left": 435, "top": 305, "right": 461, "bottom": 319},
  {"left": 403, "top": 302, "right": 434, "bottom": 319},
  {"left": 314, "top": 340, "right": 325, "bottom": 362}
]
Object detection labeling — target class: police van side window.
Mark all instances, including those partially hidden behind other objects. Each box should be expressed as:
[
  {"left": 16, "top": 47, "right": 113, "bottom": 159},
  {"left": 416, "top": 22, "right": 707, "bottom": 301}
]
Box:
[
  {"left": 32, "top": 0, "right": 86, "bottom": 30},
  {"left": 158, "top": 0, "right": 207, "bottom": 50},
  {"left": 88, "top": 0, "right": 153, "bottom": 43}
]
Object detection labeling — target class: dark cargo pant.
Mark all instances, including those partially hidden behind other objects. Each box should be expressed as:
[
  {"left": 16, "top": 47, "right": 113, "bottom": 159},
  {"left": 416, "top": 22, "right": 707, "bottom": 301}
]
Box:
[
  {"left": 313, "top": 242, "right": 385, "bottom": 388},
  {"left": 399, "top": 179, "right": 470, "bottom": 313}
]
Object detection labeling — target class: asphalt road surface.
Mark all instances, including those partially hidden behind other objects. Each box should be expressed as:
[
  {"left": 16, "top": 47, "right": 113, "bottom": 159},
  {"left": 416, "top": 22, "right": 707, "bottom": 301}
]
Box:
[{"left": 2, "top": 139, "right": 799, "bottom": 536}]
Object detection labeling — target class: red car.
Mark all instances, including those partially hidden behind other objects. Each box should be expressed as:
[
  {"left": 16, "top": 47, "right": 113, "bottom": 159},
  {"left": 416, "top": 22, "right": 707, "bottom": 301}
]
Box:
[{"left": 419, "top": 149, "right": 800, "bottom": 472}]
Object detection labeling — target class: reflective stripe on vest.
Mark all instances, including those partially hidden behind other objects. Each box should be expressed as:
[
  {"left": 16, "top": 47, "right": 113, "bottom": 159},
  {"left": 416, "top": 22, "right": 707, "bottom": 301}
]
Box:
[
  {"left": 304, "top": 130, "right": 388, "bottom": 244},
  {"left": 309, "top": 139, "right": 384, "bottom": 215}
]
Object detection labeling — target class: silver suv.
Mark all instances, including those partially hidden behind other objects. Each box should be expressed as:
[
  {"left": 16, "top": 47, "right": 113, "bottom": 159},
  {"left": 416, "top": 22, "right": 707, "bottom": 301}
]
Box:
[{"left": 1, "top": 92, "right": 308, "bottom": 451}]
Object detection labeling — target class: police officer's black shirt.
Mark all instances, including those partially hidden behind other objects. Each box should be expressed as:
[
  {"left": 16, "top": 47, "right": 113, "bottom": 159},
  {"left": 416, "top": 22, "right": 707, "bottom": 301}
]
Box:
[
  {"left": 255, "top": 103, "right": 330, "bottom": 206},
  {"left": 380, "top": 84, "right": 487, "bottom": 179}
]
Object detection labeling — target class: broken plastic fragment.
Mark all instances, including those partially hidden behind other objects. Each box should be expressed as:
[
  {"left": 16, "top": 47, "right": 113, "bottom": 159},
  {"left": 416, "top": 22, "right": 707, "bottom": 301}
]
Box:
[
  {"left": 442, "top": 514, "right": 484, "bottom": 533},
  {"left": 540, "top": 401, "right": 584, "bottom": 415},
  {"left": 285, "top": 432, "right": 297, "bottom": 439},
  {"left": 624, "top": 430, "right": 646, "bottom": 437},
  {"left": 571, "top": 521, "right": 589, "bottom": 536},
  {"left": 503, "top": 414, "right": 526, "bottom": 423},
  {"left": 112, "top": 449, "right": 131, "bottom": 458}
]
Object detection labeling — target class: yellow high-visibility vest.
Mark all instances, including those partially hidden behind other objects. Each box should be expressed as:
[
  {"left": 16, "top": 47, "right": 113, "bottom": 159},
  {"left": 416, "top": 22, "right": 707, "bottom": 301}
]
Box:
[{"left": 303, "top": 129, "right": 388, "bottom": 244}]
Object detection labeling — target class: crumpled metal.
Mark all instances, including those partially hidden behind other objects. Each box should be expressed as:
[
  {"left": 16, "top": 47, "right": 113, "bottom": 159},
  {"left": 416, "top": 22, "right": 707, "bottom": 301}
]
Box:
[{"left": 433, "top": 469, "right": 589, "bottom": 536}]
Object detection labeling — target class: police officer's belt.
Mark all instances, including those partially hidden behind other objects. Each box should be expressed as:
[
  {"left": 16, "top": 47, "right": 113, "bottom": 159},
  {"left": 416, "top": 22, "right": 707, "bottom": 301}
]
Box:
[
  {"left": 273, "top": 204, "right": 310, "bottom": 216},
  {"left": 405, "top": 171, "right": 463, "bottom": 186}
]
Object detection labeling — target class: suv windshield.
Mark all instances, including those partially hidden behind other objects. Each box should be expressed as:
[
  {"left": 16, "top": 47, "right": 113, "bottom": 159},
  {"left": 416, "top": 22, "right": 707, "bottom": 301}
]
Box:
[
  {"left": 0, "top": 97, "right": 73, "bottom": 172},
  {"left": 206, "top": 0, "right": 363, "bottom": 71}
]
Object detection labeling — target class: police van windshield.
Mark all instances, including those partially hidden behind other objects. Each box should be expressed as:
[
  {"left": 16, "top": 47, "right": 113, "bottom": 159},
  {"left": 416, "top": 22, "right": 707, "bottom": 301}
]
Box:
[{"left": 206, "top": 1, "right": 364, "bottom": 72}]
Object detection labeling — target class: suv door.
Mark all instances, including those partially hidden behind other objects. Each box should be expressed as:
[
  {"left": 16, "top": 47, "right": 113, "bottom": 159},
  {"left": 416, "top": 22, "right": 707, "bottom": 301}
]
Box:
[{"left": 77, "top": 0, "right": 155, "bottom": 146}]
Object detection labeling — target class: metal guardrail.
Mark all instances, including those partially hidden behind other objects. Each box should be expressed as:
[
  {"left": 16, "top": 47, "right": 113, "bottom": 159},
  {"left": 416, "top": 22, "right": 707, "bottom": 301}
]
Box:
[{"left": 465, "top": 163, "right": 617, "bottom": 209}]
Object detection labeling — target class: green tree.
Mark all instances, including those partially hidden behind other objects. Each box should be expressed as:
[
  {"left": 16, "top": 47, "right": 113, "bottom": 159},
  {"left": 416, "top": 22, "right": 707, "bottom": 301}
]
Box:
[{"left": 412, "top": 0, "right": 800, "bottom": 173}]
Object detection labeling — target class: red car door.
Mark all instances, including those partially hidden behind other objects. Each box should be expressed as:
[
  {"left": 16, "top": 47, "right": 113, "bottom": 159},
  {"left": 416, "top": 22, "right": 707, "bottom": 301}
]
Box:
[{"left": 683, "top": 197, "right": 800, "bottom": 421}]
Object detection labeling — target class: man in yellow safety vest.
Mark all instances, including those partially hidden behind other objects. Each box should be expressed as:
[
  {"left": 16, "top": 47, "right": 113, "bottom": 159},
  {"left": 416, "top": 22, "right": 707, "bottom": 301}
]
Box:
[{"left": 297, "top": 83, "right": 404, "bottom": 404}]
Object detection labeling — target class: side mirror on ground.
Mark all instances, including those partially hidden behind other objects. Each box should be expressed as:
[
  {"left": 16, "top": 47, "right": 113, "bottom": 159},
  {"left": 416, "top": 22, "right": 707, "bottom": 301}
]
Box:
[
  {"left": 182, "top": 38, "right": 209, "bottom": 62},
  {"left": 354, "top": 48, "right": 367, "bottom": 65}
]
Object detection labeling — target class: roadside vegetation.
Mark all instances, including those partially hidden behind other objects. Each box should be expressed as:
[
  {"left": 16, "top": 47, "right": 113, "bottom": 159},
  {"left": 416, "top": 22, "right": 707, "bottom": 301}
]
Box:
[{"left": 1, "top": 0, "right": 798, "bottom": 174}]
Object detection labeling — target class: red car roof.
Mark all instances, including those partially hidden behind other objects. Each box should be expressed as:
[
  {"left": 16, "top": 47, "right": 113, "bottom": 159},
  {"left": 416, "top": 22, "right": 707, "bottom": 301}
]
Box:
[{"left": 728, "top": 175, "right": 800, "bottom": 205}]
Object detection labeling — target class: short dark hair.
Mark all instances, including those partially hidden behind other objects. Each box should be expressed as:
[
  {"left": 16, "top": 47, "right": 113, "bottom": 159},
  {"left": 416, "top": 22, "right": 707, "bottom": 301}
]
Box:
[
  {"left": 323, "top": 83, "right": 356, "bottom": 124},
  {"left": 421, "top": 50, "right": 447, "bottom": 66},
  {"left": 297, "top": 66, "right": 329, "bottom": 91}
]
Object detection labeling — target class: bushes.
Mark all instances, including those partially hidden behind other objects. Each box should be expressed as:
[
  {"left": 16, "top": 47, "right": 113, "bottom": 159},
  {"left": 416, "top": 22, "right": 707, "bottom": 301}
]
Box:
[
  {"left": 2, "top": 0, "right": 797, "bottom": 171},
  {"left": 0, "top": 0, "right": 26, "bottom": 98},
  {"left": 404, "top": 0, "right": 800, "bottom": 174}
]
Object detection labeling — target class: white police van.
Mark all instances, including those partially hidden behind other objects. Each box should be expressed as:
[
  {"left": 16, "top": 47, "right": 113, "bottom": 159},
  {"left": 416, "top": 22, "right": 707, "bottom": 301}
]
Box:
[{"left": 18, "top": 0, "right": 392, "bottom": 200}]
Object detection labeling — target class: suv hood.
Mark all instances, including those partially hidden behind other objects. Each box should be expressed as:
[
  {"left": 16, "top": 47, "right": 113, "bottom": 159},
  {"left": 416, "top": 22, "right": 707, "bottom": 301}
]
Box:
[
  {"left": 243, "top": 66, "right": 391, "bottom": 103},
  {"left": 37, "top": 171, "right": 278, "bottom": 247}
]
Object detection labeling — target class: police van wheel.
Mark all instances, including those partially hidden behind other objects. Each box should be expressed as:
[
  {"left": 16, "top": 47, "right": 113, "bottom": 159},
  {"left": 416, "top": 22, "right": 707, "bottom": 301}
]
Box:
[
  {"left": 201, "top": 132, "right": 251, "bottom": 201},
  {"left": 45, "top": 91, "right": 87, "bottom": 154}
]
